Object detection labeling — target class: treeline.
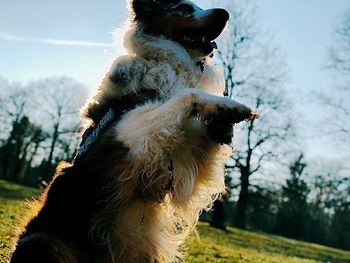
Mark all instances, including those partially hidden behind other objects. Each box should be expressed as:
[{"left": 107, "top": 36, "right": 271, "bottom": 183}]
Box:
[
  {"left": 0, "top": 77, "right": 87, "bottom": 187},
  {"left": 204, "top": 154, "right": 350, "bottom": 250}
]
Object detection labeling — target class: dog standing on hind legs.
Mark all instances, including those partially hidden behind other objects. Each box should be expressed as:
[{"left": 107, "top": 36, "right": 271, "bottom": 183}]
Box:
[{"left": 10, "top": 0, "right": 258, "bottom": 262}]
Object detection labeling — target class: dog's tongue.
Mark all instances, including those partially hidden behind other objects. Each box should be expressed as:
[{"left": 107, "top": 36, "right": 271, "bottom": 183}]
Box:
[{"left": 211, "top": 41, "right": 218, "bottom": 49}]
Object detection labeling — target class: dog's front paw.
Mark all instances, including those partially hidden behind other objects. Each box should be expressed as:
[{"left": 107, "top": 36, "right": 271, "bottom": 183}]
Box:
[{"left": 194, "top": 96, "right": 254, "bottom": 144}]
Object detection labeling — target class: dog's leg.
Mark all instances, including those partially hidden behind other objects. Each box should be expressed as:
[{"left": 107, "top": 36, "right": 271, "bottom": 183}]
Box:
[
  {"left": 117, "top": 88, "right": 251, "bottom": 154},
  {"left": 116, "top": 88, "right": 251, "bottom": 199}
]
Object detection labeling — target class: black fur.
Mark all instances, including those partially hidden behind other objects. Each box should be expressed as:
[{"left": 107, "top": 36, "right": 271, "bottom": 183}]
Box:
[
  {"left": 10, "top": 133, "right": 130, "bottom": 262},
  {"left": 206, "top": 106, "right": 251, "bottom": 144},
  {"left": 132, "top": 0, "right": 181, "bottom": 20},
  {"left": 86, "top": 89, "right": 159, "bottom": 127}
]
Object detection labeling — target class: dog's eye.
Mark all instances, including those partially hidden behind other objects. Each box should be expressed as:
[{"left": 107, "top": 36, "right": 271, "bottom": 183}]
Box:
[{"left": 176, "top": 4, "right": 195, "bottom": 14}]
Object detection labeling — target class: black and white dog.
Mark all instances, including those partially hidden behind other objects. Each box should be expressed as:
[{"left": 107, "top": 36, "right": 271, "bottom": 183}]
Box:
[{"left": 11, "top": 0, "right": 256, "bottom": 262}]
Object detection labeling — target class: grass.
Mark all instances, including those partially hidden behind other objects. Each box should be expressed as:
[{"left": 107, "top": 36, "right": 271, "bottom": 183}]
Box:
[
  {"left": 1, "top": 180, "right": 350, "bottom": 263},
  {"left": 0, "top": 180, "right": 39, "bottom": 263},
  {"left": 186, "top": 223, "right": 350, "bottom": 262}
]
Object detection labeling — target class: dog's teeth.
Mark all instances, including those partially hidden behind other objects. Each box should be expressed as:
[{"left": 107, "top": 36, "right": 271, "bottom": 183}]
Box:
[{"left": 202, "top": 37, "right": 205, "bottom": 43}]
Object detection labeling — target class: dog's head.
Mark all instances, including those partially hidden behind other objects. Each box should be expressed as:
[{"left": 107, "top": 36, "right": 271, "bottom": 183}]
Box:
[{"left": 131, "top": 0, "right": 229, "bottom": 58}]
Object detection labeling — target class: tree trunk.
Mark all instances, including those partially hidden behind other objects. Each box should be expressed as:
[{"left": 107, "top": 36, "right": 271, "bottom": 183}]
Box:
[
  {"left": 2, "top": 125, "right": 17, "bottom": 179},
  {"left": 2, "top": 144, "right": 11, "bottom": 180},
  {"left": 210, "top": 199, "right": 226, "bottom": 230},
  {"left": 45, "top": 123, "right": 59, "bottom": 180},
  {"left": 235, "top": 171, "right": 249, "bottom": 229}
]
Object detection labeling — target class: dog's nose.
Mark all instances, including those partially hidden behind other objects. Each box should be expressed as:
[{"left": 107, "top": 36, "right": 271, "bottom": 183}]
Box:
[{"left": 213, "top": 8, "right": 229, "bottom": 22}]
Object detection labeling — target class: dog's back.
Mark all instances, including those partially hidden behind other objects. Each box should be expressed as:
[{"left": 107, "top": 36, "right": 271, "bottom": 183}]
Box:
[
  {"left": 11, "top": 234, "right": 76, "bottom": 263},
  {"left": 10, "top": 160, "right": 122, "bottom": 263},
  {"left": 10, "top": 163, "right": 82, "bottom": 263}
]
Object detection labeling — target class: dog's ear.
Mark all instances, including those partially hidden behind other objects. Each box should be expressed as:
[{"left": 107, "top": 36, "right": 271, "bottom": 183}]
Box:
[{"left": 131, "top": 0, "right": 158, "bottom": 20}]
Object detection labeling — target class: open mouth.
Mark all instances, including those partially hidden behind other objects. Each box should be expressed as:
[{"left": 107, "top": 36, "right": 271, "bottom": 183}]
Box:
[
  {"left": 180, "top": 34, "right": 218, "bottom": 49},
  {"left": 173, "top": 29, "right": 220, "bottom": 53},
  {"left": 171, "top": 9, "right": 229, "bottom": 54},
  {"left": 164, "top": 8, "right": 229, "bottom": 55}
]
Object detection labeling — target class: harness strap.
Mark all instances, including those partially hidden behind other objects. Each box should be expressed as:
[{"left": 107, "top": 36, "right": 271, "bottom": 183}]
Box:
[{"left": 73, "top": 89, "right": 159, "bottom": 162}]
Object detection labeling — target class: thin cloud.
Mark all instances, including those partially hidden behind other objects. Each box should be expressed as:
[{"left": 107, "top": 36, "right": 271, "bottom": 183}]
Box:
[
  {"left": 0, "top": 33, "right": 26, "bottom": 42},
  {"left": 40, "top": 38, "right": 112, "bottom": 48},
  {"left": 0, "top": 32, "right": 113, "bottom": 48}
]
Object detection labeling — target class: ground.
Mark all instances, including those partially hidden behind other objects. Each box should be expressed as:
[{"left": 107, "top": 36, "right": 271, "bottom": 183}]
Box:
[{"left": 1, "top": 179, "right": 350, "bottom": 263}]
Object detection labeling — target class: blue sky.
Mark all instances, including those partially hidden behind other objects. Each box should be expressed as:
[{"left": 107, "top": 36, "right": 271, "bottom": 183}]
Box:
[{"left": 0, "top": 0, "right": 349, "bottom": 158}]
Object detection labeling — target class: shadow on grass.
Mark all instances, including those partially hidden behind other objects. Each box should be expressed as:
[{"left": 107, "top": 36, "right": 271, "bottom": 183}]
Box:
[{"left": 0, "top": 180, "right": 39, "bottom": 200}]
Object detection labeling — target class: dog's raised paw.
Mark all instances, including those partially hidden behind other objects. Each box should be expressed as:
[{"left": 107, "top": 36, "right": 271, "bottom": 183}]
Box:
[{"left": 194, "top": 97, "right": 253, "bottom": 144}]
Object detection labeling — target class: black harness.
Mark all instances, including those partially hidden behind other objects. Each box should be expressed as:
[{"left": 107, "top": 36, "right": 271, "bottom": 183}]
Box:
[{"left": 73, "top": 89, "right": 159, "bottom": 162}]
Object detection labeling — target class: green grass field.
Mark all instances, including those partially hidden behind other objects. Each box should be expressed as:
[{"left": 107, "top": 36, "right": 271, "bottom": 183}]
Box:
[{"left": 1, "top": 179, "right": 350, "bottom": 263}]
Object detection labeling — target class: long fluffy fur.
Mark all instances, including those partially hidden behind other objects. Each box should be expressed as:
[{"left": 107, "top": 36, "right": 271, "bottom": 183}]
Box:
[
  {"left": 10, "top": 2, "right": 251, "bottom": 262},
  {"left": 83, "top": 25, "right": 232, "bottom": 261}
]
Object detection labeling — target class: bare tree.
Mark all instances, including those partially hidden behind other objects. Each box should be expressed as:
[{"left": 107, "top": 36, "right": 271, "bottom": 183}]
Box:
[
  {"left": 0, "top": 83, "right": 28, "bottom": 179},
  {"left": 214, "top": 0, "right": 294, "bottom": 229},
  {"left": 323, "top": 11, "right": 350, "bottom": 146},
  {"left": 0, "top": 80, "right": 27, "bottom": 142},
  {"left": 0, "top": 77, "right": 87, "bottom": 185},
  {"left": 30, "top": 77, "right": 88, "bottom": 179},
  {"left": 10, "top": 116, "right": 47, "bottom": 183},
  {"left": 0, "top": 83, "right": 47, "bottom": 182}
]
